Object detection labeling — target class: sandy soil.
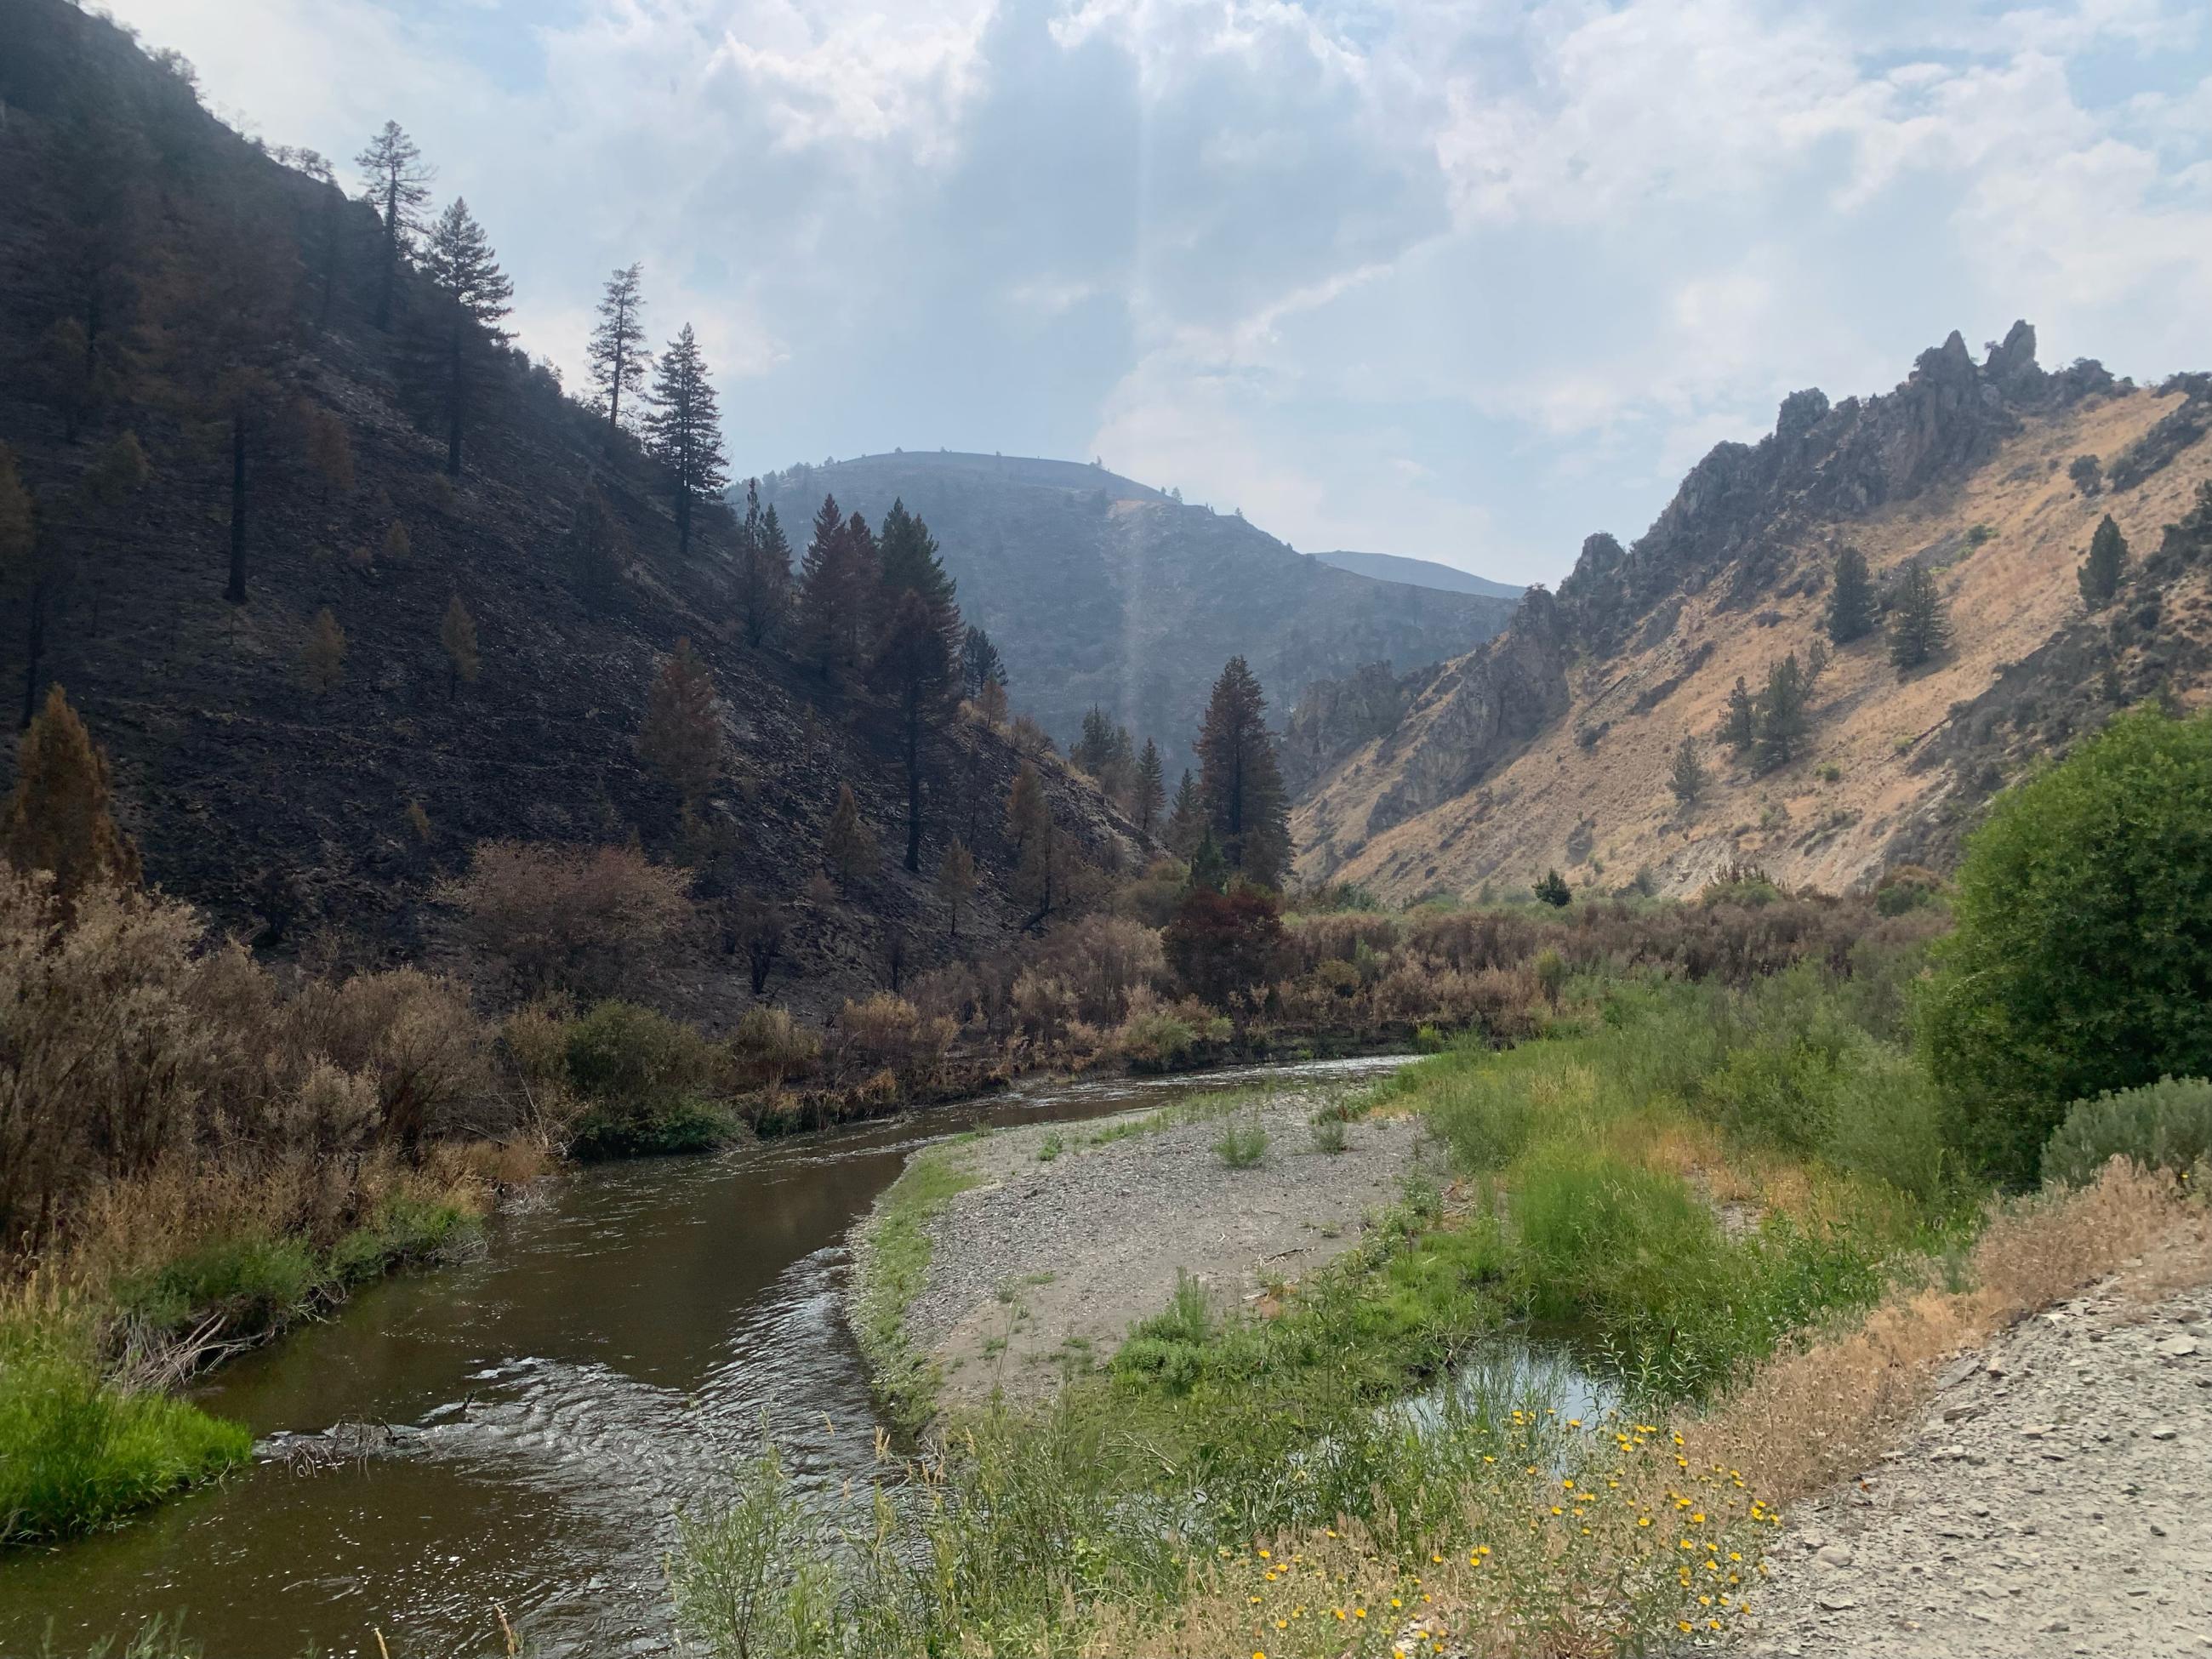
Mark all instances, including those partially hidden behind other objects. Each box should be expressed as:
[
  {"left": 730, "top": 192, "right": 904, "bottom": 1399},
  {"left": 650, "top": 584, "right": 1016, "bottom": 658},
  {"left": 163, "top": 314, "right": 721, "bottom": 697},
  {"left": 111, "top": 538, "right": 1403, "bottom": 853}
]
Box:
[
  {"left": 1742, "top": 1280, "right": 2212, "bottom": 1657},
  {"left": 891, "top": 1080, "right": 1442, "bottom": 1409}
]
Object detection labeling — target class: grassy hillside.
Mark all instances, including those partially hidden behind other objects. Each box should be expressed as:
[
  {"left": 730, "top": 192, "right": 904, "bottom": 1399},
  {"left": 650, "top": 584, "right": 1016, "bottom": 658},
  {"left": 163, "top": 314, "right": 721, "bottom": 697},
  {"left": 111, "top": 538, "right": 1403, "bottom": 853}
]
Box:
[{"left": 1296, "top": 334, "right": 2212, "bottom": 901}]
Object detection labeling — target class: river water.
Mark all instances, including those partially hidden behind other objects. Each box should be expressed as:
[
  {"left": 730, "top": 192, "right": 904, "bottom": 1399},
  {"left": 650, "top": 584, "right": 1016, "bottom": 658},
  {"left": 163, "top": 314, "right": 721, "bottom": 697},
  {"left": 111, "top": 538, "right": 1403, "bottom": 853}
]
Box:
[{"left": 0, "top": 1056, "right": 1410, "bottom": 1659}]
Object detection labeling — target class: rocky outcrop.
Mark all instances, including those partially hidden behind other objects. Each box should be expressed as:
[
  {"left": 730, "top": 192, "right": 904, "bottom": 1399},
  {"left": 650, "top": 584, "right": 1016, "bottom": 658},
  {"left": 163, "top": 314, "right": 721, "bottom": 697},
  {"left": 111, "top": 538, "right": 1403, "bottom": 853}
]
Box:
[
  {"left": 1280, "top": 661, "right": 1421, "bottom": 795},
  {"left": 1363, "top": 588, "right": 1571, "bottom": 837}
]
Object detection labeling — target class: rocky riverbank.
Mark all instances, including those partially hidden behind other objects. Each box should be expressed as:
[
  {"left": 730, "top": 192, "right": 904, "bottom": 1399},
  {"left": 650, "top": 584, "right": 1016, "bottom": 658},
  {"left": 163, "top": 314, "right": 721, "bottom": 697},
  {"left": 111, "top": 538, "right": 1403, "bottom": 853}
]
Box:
[{"left": 1744, "top": 1277, "right": 2212, "bottom": 1657}]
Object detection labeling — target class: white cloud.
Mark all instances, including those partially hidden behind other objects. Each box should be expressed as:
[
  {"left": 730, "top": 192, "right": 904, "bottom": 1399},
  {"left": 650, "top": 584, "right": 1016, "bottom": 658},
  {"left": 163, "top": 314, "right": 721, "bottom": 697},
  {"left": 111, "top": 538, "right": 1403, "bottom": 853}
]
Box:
[{"left": 99, "top": 0, "right": 2212, "bottom": 584}]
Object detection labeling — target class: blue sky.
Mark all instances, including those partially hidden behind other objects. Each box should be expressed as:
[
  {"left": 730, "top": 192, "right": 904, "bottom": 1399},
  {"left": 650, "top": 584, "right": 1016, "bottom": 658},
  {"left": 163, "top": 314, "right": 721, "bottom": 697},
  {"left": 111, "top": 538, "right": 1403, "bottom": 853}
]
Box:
[{"left": 111, "top": 0, "right": 2212, "bottom": 584}]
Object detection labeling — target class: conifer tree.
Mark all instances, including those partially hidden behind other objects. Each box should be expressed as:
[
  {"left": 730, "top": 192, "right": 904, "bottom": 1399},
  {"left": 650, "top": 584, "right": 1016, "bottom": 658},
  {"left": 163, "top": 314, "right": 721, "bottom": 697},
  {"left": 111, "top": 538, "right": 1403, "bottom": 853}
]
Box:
[
  {"left": 1888, "top": 562, "right": 1953, "bottom": 674},
  {"left": 2078, "top": 514, "right": 2128, "bottom": 610},
  {"left": 1753, "top": 653, "right": 1809, "bottom": 772},
  {"left": 1134, "top": 738, "right": 1166, "bottom": 841},
  {"left": 43, "top": 112, "right": 145, "bottom": 441},
  {"left": 869, "top": 589, "right": 958, "bottom": 871},
  {"left": 587, "top": 263, "right": 649, "bottom": 442},
  {"left": 1194, "top": 656, "right": 1291, "bottom": 888},
  {"left": 823, "top": 783, "right": 879, "bottom": 893},
  {"left": 975, "top": 676, "right": 1009, "bottom": 729},
  {"left": 733, "top": 480, "right": 790, "bottom": 647},
  {"left": 1188, "top": 826, "right": 1228, "bottom": 893},
  {"left": 2, "top": 686, "right": 140, "bottom": 903},
  {"left": 419, "top": 198, "right": 512, "bottom": 477},
  {"left": 1825, "top": 545, "right": 1875, "bottom": 645},
  {"left": 1004, "top": 761, "right": 1057, "bottom": 925},
  {"left": 304, "top": 406, "right": 355, "bottom": 499},
  {"left": 796, "top": 497, "right": 877, "bottom": 684},
  {"left": 355, "top": 121, "right": 432, "bottom": 331},
  {"left": 1721, "top": 676, "right": 1757, "bottom": 754},
  {"left": 640, "top": 636, "right": 723, "bottom": 809},
  {"left": 961, "top": 624, "right": 1007, "bottom": 702},
  {"left": 1165, "top": 768, "right": 1202, "bottom": 859},
  {"left": 1073, "top": 707, "right": 1119, "bottom": 776},
  {"left": 1534, "top": 869, "right": 1572, "bottom": 908},
  {"left": 643, "top": 323, "right": 728, "bottom": 560},
  {"left": 439, "top": 594, "right": 479, "bottom": 698},
  {"left": 937, "top": 838, "right": 977, "bottom": 938},
  {"left": 876, "top": 498, "right": 961, "bottom": 650},
  {"left": 1669, "top": 736, "right": 1706, "bottom": 805},
  {"left": 303, "top": 607, "right": 346, "bottom": 695}
]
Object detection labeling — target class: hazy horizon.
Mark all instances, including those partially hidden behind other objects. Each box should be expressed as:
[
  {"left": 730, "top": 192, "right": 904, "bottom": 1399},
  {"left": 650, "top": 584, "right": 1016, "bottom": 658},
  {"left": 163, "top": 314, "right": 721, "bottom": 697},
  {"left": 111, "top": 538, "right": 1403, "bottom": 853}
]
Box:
[{"left": 105, "top": 0, "right": 2212, "bottom": 584}]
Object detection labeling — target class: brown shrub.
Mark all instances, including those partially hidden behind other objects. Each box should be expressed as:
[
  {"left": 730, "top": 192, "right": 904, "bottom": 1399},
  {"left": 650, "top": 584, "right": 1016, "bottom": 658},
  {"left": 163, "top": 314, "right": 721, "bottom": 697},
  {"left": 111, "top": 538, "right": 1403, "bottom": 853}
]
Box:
[
  {"left": 0, "top": 870, "right": 518, "bottom": 1255},
  {"left": 441, "top": 840, "right": 692, "bottom": 995},
  {"left": 1021, "top": 914, "right": 1166, "bottom": 1027},
  {"left": 731, "top": 1006, "right": 823, "bottom": 1089},
  {"left": 836, "top": 993, "right": 952, "bottom": 1078},
  {"left": 1284, "top": 910, "right": 1401, "bottom": 972}
]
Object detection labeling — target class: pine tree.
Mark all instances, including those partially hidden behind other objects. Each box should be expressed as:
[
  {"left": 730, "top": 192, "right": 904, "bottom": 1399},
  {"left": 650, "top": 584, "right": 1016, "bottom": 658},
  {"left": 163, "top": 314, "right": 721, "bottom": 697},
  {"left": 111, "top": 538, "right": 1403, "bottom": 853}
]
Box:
[
  {"left": 303, "top": 607, "right": 346, "bottom": 695},
  {"left": 796, "top": 497, "right": 877, "bottom": 685},
  {"left": 869, "top": 589, "right": 958, "bottom": 871},
  {"left": 876, "top": 498, "right": 960, "bottom": 652},
  {"left": 1164, "top": 768, "right": 1203, "bottom": 859},
  {"left": 1073, "top": 706, "right": 1119, "bottom": 775},
  {"left": 1753, "top": 653, "right": 1809, "bottom": 772},
  {"left": 1887, "top": 562, "right": 1953, "bottom": 674},
  {"left": 355, "top": 121, "right": 432, "bottom": 330},
  {"left": 975, "top": 677, "right": 1009, "bottom": 728},
  {"left": 439, "top": 593, "right": 479, "bottom": 698},
  {"left": 2, "top": 686, "right": 141, "bottom": 903},
  {"left": 823, "top": 783, "right": 879, "bottom": 893},
  {"left": 936, "top": 838, "right": 977, "bottom": 938},
  {"left": 304, "top": 406, "right": 356, "bottom": 499},
  {"left": 1825, "top": 545, "right": 1875, "bottom": 645},
  {"left": 1135, "top": 738, "right": 1166, "bottom": 841},
  {"left": 733, "top": 480, "right": 790, "bottom": 647},
  {"left": 1188, "top": 826, "right": 1228, "bottom": 893},
  {"left": 1806, "top": 637, "right": 1830, "bottom": 683},
  {"left": 1004, "top": 761, "right": 1057, "bottom": 924},
  {"left": 587, "top": 263, "right": 650, "bottom": 442},
  {"left": 1195, "top": 657, "right": 1292, "bottom": 888},
  {"left": 2078, "top": 514, "right": 2128, "bottom": 610},
  {"left": 1669, "top": 736, "right": 1706, "bottom": 805},
  {"left": 1534, "top": 869, "right": 1572, "bottom": 908},
  {"left": 961, "top": 624, "right": 1007, "bottom": 701},
  {"left": 419, "top": 198, "right": 512, "bottom": 477},
  {"left": 1721, "top": 676, "right": 1757, "bottom": 754},
  {"left": 643, "top": 323, "right": 729, "bottom": 560},
  {"left": 640, "top": 636, "right": 723, "bottom": 809}
]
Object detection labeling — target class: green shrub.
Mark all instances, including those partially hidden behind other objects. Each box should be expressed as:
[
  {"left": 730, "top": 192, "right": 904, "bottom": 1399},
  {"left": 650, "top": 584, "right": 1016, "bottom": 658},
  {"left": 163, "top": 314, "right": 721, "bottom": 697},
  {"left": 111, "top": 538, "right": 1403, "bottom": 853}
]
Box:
[
  {"left": 1211, "top": 1116, "right": 1268, "bottom": 1168},
  {"left": 1425, "top": 1063, "right": 1538, "bottom": 1173},
  {"left": 1921, "top": 707, "right": 2212, "bottom": 1183},
  {"left": 1112, "top": 1270, "right": 1216, "bottom": 1392},
  {"left": 0, "top": 1314, "right": 251, "bottom": 1543},
  {"left": 2043, "top": 1076, "right": 2212, "bottom": 1187},
  {"left": 562, "top": 1000, "right": 736, "bottom": 1157},
  {"left": 1308, "top": 1116, "right": 1348, "bottom": 1154}
]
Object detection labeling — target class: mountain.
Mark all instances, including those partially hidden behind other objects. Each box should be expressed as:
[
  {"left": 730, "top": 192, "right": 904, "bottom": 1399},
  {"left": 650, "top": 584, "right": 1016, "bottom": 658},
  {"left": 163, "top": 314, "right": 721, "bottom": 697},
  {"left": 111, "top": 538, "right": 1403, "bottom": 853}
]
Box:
[
  {"left": 0, "top": 0, "right": 1133, "bottom": 1023},
  {"left": 1308, "top": 549, "right": 1525, "bottom": 600},
  {"left": 750, "top": 453, "right": 1518, "bottom": 778},
  {"left": 1293, "top": 323, "right": 2212, "bottom": 900}
]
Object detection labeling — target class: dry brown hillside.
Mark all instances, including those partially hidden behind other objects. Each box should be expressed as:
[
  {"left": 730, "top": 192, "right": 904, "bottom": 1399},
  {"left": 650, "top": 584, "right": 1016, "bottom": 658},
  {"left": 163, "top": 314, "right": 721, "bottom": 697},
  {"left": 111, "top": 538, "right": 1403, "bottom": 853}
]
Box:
[{"left": 1294, "top": 328, "right": 2212, "bottom": 901}]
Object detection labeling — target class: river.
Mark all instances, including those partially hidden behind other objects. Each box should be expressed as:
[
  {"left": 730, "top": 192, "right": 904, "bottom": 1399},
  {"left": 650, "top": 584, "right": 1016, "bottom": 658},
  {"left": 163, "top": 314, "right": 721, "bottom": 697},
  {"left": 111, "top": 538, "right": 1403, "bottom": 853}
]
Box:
[{"left": 0, "top": 1056, "right": 1411, "bottom": 1659}]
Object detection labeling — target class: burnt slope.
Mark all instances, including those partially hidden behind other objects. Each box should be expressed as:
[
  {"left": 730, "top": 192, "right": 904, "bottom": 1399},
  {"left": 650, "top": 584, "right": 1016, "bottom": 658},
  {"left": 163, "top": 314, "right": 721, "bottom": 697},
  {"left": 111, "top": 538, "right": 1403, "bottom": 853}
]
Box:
[{"left": 0, "top": 0, "right": 1132, "bottom": 1022}]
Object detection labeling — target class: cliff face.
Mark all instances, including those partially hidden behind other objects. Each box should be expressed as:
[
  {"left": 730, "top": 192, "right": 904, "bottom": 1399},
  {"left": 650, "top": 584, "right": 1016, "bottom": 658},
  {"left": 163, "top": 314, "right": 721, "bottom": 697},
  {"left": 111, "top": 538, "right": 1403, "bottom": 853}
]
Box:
[
  {"left": 0, "top": 0, "right": 1133, "bottom": 1023},
  {"left": 1293, "top": 327, "right": 2212, "bottom": 901},
  {"left": 755, "top": 453, "right": 1518, "bottom": 778}
]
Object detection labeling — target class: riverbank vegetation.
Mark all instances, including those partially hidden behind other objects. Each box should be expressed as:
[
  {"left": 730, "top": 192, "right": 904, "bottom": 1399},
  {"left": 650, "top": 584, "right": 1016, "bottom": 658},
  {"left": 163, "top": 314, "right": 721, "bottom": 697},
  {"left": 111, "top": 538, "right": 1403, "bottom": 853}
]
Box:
[{"left": 673, "top": 707, "right": 2212, "bottom": 1659}]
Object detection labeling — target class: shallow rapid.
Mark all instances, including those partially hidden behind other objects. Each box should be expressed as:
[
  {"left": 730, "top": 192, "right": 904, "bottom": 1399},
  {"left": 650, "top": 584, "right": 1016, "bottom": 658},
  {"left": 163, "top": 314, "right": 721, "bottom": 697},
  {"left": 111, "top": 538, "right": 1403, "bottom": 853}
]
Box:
[{"left": 0, "top": 1057, "right": 1408, "bottom": 1659}]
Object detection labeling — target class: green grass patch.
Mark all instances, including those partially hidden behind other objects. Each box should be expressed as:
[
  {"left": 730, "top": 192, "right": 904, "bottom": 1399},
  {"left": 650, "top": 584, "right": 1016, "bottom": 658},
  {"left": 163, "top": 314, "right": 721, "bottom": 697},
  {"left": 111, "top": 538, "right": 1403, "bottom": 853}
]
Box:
[
  {"left": 849, "top": 1151, "right": 982, "bottom": 1428},
  {"left": 0, "top": 1311, "right": 252, "bottom": 1546}
]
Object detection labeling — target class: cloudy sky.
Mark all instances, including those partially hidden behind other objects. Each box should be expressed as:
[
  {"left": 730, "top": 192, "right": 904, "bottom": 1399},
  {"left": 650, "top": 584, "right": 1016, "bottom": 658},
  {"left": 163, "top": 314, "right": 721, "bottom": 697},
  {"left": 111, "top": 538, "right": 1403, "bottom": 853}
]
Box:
[{"left": 109, "top": 0, "right": 2212, "bottom": 584}]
